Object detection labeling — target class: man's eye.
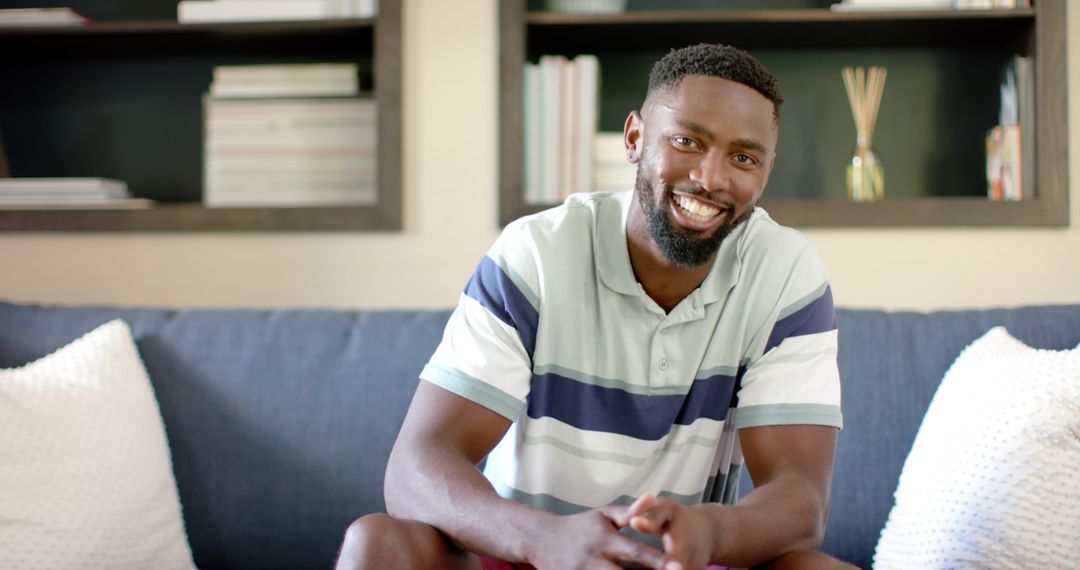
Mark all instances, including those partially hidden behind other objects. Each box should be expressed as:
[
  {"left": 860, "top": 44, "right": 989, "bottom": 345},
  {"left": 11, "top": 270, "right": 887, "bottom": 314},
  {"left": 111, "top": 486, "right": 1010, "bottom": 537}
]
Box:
[
  {"left": 735, "top": 153, "right": 758, "bottom": 165},
  {"left": 671, "top": 136, "right": 698, "bottom": 149}
]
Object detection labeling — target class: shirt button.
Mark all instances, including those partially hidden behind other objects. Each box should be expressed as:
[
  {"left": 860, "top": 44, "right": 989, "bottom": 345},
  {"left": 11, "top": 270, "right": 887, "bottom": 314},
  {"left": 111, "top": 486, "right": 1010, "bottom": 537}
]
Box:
[
  {"left": 658, "top": 359, "right": 669, "bottom": 371},
  {"left": 660, "top": 327, "right": 668, "bottom": 334}
]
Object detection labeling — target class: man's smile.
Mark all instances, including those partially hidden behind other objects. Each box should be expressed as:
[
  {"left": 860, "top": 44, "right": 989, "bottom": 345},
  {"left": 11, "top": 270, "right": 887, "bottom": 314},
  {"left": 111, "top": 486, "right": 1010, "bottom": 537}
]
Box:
[{"left": 670, "top": 191, "right": 730, "bottom": 232}]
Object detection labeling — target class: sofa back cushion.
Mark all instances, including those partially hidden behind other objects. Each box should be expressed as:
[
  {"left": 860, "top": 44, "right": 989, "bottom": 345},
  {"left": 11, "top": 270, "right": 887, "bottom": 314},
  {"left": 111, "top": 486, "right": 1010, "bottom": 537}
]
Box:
[
  {"left": 0, "top": 302, "right": 452, "bottom": 570},
  {"left": 822, "top": 305, "right": 1080, "bottom": 569}
]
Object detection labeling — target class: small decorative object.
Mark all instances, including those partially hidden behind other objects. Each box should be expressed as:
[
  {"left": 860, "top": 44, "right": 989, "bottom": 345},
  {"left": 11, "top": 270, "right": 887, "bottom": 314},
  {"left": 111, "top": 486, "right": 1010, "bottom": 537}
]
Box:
[
  {"left": 841, "top": 66, "right": 887, "bottom": 202},
  {"left": 545, "top": 0, "right": 627, "bottom": 14}
]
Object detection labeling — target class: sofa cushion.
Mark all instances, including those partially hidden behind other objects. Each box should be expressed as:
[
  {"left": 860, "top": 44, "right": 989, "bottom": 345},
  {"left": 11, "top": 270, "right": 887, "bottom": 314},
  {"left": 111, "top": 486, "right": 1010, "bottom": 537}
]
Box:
[
  {"left": 0, "top": 302, "right": 452, "bottom": 570},
  {"left": 0, "top": 319, "right": 196, "bottom": 569},
  {"left": 873, "top": 326, "right": 1080, "bottom": 568}
]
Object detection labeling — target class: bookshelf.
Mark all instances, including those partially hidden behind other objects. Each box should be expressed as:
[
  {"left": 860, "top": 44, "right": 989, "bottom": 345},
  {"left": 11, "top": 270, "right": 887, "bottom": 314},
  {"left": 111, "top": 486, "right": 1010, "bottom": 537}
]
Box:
[
  {"left": 499, "top": 0, "right": 1069, "bottom": 227},
  {"left": 0, "top": 1, "right": 401, "bottom": 232}
]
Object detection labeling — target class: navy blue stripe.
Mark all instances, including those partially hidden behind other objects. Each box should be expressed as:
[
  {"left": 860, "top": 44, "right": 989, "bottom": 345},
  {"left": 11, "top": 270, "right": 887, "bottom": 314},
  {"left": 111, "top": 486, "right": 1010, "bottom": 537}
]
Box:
[
  {"left": 765, "top": 285, "right": 837, "bottom": 353},
  {"left": 464, "top": 256, "right": 539, "bottom": 357},
  {"left": 526, "top": 372, "right": 737, "bottom": 440}
]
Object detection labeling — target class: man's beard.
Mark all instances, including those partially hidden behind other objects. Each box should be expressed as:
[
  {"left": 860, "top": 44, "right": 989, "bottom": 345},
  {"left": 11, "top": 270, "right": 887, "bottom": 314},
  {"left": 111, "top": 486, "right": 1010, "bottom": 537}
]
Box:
[{"left": 635, "top": 168, "right": 753, "bottom": 269}]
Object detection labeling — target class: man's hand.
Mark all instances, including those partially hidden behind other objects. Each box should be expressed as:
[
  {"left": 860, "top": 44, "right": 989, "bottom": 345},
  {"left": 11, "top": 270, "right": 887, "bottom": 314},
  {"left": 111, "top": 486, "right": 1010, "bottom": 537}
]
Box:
[
  {"left": 526, "top": 506, "right": 673, "bottom": 570},
  {"left": 617, "top": 494, "right": 716, "bottom": 570}
]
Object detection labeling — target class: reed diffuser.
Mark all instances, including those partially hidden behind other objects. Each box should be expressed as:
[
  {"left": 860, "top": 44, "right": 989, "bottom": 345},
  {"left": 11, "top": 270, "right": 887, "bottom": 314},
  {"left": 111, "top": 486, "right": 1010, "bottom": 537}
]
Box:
[{"left": 842, "top": 66, "right": 887, "bottom": 202}]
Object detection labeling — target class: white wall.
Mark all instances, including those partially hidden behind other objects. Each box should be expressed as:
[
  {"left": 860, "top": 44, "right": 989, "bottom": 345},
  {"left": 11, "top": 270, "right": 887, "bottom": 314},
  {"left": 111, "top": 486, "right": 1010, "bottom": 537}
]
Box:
[{"left": 0, "top": 0, "right": 1077, "bottom": 311}]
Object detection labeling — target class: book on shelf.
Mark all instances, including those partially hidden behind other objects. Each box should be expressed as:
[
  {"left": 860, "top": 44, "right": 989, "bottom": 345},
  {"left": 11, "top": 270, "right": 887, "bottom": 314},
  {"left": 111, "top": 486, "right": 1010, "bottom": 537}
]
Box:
[
  {"left": 210, "top": 63, "right": 360, "bottom": 99},
  {"left": 0, "top": 177, "right": 152, "bottom": 209},
  {"left": 203, "top": 63, "right": 377, "bottom": 208},
  {"left": 0, "top": 132, "right": 9, "bottom": 178},
  {"left": 986, "top": 54, "right": 1032, "bottom": 201},
  {"left": 178, "top": 0, "right": 376, "bottom": 24},
  {"left": 0, "top": 7, "right": 88, "bottom": 27},
  {"left": 523, "top": 54, "right": 600, "bottom": 205},
  {"left": 831, "top": 0, "right": 1028, "bottom": 11}
]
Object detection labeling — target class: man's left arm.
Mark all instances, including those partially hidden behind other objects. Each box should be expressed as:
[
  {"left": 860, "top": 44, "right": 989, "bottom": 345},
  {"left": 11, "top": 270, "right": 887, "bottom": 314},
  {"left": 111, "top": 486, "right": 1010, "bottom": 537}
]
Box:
[{"left": 620, "top": 424, "right": 841, "bottom": 569}]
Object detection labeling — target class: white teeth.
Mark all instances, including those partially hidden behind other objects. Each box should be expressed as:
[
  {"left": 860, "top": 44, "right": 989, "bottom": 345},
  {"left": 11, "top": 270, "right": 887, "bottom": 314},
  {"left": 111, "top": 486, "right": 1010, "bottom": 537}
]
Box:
[{"left": 675, "top": 195, "right": 721, "bottom": 220}]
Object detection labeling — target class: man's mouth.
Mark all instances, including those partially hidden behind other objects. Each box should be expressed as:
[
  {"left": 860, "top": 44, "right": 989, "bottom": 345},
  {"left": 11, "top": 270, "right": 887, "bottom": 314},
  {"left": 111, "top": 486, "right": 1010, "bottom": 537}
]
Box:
[
  {"left": 675, "top": 194, "right": 722, "bottom": 222},
  {"left": 670, "top": 193, "right": 730, "bottom": 231}
]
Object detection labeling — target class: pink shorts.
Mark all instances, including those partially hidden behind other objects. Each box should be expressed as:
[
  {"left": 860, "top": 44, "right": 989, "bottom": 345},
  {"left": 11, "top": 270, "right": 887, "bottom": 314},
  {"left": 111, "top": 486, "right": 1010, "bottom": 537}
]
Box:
[{"left": 479, "top": 558, "right": 725, "bottom": 570}]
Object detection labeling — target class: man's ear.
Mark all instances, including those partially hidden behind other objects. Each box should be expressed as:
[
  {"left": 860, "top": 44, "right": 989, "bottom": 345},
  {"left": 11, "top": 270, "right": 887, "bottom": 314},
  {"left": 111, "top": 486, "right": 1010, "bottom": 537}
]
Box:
[{"left": 624, "top": 110, "right": 643, "bottom": 164}]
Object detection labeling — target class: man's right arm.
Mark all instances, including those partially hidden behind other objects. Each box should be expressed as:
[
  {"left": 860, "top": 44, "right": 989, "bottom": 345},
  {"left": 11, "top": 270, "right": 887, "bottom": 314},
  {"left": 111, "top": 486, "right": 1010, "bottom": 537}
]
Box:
[{"left": 384, "top": 381, "right": 671, "bottom": 569}]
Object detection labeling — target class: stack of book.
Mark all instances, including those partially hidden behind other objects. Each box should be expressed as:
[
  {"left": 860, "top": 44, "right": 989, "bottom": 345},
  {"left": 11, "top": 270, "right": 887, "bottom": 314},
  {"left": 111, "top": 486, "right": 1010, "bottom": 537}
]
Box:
[
  {"left": 178, "top": 0, "right": 376, "bottom": 24},
  {"left": 203, "top": 63, "right": 378, "bottom": 208},
  {"left": 0, "top": 7, "right": 88, "bottom": 27},
  {"left": 986, "top": 55, "right": 1033, "bottom": 201},
  {"left": 593, "top": 132, "right": 636, "bottom": 193},
  {"left": 0, "top": 178, "right": 150, "bottom": 209},
  {"left": 831, "top": 0, "right": 1029, "bottom": 10},
  {"left": 523, "top": 54, "right": 600, "bottom": 205}
]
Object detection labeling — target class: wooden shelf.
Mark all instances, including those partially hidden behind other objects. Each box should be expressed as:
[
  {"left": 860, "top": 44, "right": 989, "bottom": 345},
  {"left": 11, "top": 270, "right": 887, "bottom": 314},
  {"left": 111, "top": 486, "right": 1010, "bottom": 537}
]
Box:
[
  {"left": 0, "top": 0, "right": 402, "bottom": 232},
  {"left": 0, "top": 204, "right": 398, "bottom": 232},
  {"left": 526, "top": 8, "right": 1036, "bottom": 51},
  {"left": 498, "top": 1, "right": 1068, "bottom": 227}
]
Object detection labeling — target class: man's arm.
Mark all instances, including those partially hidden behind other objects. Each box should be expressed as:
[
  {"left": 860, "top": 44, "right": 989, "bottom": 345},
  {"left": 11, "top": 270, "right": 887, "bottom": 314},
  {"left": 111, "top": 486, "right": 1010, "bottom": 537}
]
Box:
[
  {"left": 623, "top": 424, "right": 838, "bottom": 569},
  {"left": 384, "top": 381, "right": 671, "bottom": 569}
]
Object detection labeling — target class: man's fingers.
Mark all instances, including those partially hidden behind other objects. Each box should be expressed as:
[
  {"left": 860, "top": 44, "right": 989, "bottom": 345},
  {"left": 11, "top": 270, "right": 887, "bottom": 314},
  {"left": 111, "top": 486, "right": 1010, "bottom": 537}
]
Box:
[
  {"left": 605, "top": 533, "right": 670, "bottom": 569},
  {"left": 626, "top": 492, "right": 658, "bottom": 517},
  {"left": 629, "top": 499, "right": 675, "bottom": 535}
]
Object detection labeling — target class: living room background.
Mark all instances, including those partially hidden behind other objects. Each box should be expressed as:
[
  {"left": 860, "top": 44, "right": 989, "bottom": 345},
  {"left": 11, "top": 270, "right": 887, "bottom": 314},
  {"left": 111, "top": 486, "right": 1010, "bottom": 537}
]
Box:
[{"left": 0, "top": 0, "right": 1076, "bottom": 311}]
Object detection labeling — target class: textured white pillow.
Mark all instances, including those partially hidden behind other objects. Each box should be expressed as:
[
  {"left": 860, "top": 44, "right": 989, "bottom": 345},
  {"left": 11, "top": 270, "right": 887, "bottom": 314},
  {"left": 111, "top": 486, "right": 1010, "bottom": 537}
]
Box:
[
  {"left": 0, "top": 320, "right": 196, "bottom": 570},
  {"left": 874, "top": 326, "right": 1080, "bottom": 569}
]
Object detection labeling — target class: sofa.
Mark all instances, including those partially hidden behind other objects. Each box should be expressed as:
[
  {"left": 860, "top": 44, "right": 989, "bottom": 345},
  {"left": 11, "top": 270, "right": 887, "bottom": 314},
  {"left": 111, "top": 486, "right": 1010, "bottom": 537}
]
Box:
[{"left": 1, "top": 299, "right": 1079, "bottom": 569}]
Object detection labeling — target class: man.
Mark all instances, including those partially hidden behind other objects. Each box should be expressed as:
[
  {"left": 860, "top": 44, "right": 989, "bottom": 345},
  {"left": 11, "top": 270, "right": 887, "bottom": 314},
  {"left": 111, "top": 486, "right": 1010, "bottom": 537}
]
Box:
[{"left": 337, "top": 44, "right": 853, "bottom": 570}]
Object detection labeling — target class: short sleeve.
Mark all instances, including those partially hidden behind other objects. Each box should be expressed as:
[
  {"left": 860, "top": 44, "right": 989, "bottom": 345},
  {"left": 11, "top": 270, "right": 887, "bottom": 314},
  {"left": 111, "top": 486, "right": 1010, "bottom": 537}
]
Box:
[
  {"left": 735, "top": 244, "right": 843, "bottom": 430},
  {"left": 419, "top": 224, "right": 541, "bottom": 421}
]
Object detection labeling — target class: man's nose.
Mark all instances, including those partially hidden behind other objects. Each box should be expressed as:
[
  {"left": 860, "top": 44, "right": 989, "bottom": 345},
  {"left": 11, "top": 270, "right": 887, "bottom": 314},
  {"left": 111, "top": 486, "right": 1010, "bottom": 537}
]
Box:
[{"left": 689, "top": 152, "right": 731, "bottom": 194}]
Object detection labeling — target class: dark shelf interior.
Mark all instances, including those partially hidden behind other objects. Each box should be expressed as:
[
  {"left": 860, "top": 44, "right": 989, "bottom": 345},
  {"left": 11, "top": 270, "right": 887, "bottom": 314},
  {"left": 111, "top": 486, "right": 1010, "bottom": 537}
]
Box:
[
  {"left": 499, "top": 1, "right": 1067, "bottom": 227},
  {"left": 0, "top": 0, "right": 402, "bottom": 232}
]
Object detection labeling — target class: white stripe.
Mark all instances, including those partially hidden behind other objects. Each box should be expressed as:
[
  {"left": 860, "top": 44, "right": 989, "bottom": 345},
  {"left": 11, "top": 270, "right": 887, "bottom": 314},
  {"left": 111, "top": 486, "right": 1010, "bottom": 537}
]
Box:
[
  {"left": 484, "top": 416, "right": 729, "bottom": 507},
  {"left": 428, "top": 294, "right": 532, "bottom": 404},
  {"left": 739, "top": 330, "right": 840, "bottom": 408}
]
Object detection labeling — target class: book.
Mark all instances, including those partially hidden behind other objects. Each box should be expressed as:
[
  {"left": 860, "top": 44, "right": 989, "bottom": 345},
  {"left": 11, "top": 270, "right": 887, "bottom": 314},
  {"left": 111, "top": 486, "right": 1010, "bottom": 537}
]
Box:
[
  {"left": 0, "top": 7, "right": 88, "bottom": 27},
  {"left": 0, "top": 131, "right": 9, "bottom": 178},
  {"left": 830, "top": 0, "right": 952, "bottom": 11},
  {"left": 0, "top": 177, "right": 129, "bottom": 198},
  {"left": 523, "top": 63, "right": 542, "bottom": 205},
  {"left": 179, "top": 0, "right": 333, "bottom": 23},
  {"left": 0, "top": 177, "right": 147, "bottom": 209},
  {"left": 210, "top": 63, "right": 360, "bottom": 99},
  {"left": 178, "top": 0, "right": 376, "bottom": 23}
]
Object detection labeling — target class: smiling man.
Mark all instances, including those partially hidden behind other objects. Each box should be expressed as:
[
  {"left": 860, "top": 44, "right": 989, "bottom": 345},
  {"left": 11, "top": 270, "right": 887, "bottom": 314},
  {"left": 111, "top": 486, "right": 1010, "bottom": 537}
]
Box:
[{"left": 336, "top": 44, "right": 854, "bottom": 570}]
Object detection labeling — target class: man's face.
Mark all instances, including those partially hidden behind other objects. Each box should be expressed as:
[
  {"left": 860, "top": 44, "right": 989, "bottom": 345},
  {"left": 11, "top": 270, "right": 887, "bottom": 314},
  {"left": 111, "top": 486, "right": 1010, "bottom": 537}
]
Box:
[{"left": 628, "top": 75, "right": 778, "bottom": 268}]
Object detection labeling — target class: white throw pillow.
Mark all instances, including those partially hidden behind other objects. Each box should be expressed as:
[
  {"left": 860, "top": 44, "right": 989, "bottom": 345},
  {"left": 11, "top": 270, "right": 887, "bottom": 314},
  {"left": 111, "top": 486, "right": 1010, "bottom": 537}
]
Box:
[
  {"left": 0, "top": 320, "right": 196, "bottom": 570},
  {"left": 874, "top": 326, "right": 1080, "bottom": 569}
]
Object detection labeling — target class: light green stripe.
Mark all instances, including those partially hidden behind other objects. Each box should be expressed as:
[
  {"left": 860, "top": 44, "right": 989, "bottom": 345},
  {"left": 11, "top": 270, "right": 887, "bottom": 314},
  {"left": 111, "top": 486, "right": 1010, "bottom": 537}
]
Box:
[
  {"left": 521, "top": 432, "right": 721, "bottom": 466},
  {"left": 523, "top": 434, "right": 646, "bottom": 466},
  {"left": 533, "top": 363, "right": 736, "bottom": 395},
  {"left": 489, "top": 251, "right": 540, "bottom": 311},
  {"left": 735, "top": 403, "right": 843, "bottom": 430},
  {"left": 492, "top": 480, "right": 709, "bottom": 516},
  {"left": 778, "top": 281, "right": 830, "bottom": 320},
  {"left": 534, "top": 364, "right": 687, "bottom": 395},
  {"left": 697, "top": 365, "right": 740, "bottom": 379},
  {"left": 420, "top": 364, "right": 524, "bottom": 421}
]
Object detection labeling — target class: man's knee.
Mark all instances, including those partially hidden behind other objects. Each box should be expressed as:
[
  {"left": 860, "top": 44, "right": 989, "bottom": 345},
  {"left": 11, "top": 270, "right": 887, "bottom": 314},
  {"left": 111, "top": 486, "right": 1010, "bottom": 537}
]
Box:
[{"left": 335, "top": 513, "right": 471, "bottom": 570}]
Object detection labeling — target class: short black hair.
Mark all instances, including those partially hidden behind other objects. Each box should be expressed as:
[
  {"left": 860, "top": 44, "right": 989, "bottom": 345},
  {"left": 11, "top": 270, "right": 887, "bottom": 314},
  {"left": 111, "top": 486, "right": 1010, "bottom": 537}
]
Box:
[{"left": 647, "top": 43, "right": 783, "bottom": 121}]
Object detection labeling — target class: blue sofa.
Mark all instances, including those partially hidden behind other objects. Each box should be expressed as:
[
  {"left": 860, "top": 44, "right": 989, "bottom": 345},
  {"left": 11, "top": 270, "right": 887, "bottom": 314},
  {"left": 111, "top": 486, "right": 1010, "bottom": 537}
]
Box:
[{"left": 2, "top": 300, "right": 1079, "bottom": 569}]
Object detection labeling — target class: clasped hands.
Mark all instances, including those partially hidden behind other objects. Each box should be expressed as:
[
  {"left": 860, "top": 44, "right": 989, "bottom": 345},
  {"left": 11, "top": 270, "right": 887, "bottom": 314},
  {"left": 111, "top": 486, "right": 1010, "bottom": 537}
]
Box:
[{"left": 527, "top": 493, "right": 717, "bottom": 570}]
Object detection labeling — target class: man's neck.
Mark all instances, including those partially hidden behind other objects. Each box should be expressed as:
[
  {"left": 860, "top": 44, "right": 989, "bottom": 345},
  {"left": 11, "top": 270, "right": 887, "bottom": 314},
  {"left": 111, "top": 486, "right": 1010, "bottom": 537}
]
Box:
[{"left": 625, "top": 212, "right": 714, "bottom": 314}]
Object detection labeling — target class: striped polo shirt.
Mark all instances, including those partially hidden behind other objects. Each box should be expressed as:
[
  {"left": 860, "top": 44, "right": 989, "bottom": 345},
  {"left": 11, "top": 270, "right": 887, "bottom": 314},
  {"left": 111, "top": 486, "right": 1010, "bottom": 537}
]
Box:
[{"left": 420, "top": 190, "right": 842, "bottom": 515}]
